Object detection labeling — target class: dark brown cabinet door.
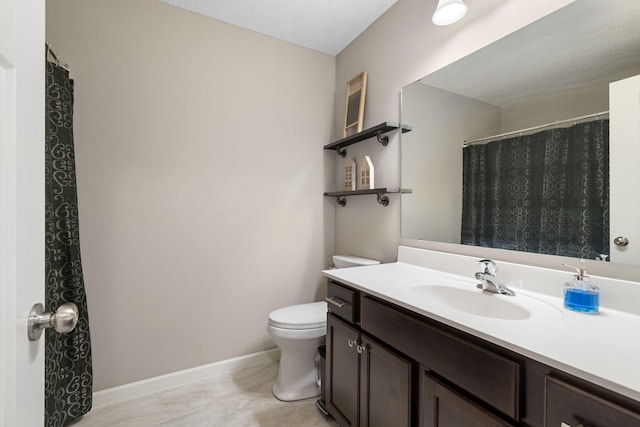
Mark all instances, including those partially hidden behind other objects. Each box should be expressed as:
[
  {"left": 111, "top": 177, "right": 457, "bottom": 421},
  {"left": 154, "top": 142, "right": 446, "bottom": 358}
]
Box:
[
  {"left": 545, "top": 376, "right": 640, "bottom": 427},
  {"left": 359, "top": 336, "right": 413, "bottom": 427},
  {"left": 326, "top": 314, "right": 360, "bottom": 426},
  {"left": 420, "top": 371, "right": 515, "bottom": 427}
]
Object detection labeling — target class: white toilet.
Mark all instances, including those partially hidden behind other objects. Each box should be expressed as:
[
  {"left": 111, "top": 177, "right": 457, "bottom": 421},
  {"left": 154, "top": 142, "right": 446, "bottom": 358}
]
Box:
[{"left": 267, "top": 255, "right": 379, "bottom": 401}]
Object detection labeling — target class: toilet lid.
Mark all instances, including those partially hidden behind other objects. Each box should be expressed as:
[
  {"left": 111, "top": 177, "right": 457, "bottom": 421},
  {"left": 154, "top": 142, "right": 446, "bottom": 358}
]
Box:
[{"left": 268, "top": 301, "right": 327, "bottom": 330}]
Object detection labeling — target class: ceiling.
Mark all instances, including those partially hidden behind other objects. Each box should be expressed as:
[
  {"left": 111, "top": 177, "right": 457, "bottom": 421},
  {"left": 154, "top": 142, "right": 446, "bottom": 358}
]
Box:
[
  {"left": 158, "top": 0, "right": 398, "bottom": 56},
  {"left": 420, "top": 0, "right": 640, "bottom": 107}
]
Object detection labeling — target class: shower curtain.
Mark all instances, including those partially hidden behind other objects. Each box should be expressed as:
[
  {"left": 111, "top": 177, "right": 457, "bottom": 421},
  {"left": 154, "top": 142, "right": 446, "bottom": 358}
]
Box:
[
  {"left": 45, "top": 58, "right": 93, "bottom": 426},
  {"left": 461, "top": 119, "right": 609, "bottom": 259}
]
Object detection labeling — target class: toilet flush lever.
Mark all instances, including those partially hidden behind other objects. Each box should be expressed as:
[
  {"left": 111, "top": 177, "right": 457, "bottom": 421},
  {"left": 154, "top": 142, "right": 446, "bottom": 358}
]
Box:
[{"left": 325, "top": 296, "right": 347, "bottom": 308}]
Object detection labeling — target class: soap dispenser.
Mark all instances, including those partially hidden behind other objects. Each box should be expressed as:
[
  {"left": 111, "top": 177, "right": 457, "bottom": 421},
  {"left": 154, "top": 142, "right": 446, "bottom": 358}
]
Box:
[{"left": 562, "top": 260, "right": 599, "bottom": 314}]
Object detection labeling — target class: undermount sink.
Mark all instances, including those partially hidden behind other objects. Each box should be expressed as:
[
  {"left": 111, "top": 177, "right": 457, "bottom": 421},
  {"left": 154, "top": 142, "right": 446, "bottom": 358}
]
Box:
[{"left": 411, "top": 284, "right": 531, "bottom": 320}]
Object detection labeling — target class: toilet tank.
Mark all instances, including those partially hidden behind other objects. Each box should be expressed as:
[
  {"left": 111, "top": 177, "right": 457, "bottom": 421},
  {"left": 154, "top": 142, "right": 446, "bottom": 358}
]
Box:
[{"left": 332, "top": 255, "right": 380, "bottom": 269}]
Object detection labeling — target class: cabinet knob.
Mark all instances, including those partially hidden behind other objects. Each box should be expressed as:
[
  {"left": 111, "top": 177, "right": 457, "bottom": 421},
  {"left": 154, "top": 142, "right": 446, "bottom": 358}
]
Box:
[
  {"left": 357, "top": 344, "right": 368, "bottom": 354},
  {"left": 348, "top": 339, "right": 356, "bottom": 348}
]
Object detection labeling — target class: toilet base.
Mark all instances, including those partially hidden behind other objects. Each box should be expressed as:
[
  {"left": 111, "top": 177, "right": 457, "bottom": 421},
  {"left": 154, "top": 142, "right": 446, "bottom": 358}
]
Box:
[
  {"left": 269, "top": 333, "right": 325, "bottom": 402},
  {"left": 272, "top": 382, "right": 319, "bottom": 402}
]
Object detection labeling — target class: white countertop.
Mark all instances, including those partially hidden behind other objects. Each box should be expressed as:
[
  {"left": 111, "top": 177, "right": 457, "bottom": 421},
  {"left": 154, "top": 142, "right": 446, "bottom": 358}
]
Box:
[{"left": 323, "top": 260, "right": 640, "bottom": 402}]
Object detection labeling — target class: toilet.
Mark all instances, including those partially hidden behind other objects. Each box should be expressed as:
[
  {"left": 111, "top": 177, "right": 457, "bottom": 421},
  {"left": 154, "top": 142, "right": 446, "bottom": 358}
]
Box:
[{"left": 267, "top": 255, "right": 379, "bottom": 401}]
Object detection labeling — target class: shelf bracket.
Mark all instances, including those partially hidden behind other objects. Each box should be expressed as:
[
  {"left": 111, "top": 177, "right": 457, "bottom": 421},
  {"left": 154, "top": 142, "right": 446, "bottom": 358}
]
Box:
[
  {"left": 376, "top": 193, "right": 390, "bottom": 207},
  {"left": 336, "top": 196, "right": 347, "bottom": 207},
  {"left": 376, "top": 131, "right": 389, "bottom": 146},
  {"left": 336, "top": 147, "right": 347, "bottom": 158}
]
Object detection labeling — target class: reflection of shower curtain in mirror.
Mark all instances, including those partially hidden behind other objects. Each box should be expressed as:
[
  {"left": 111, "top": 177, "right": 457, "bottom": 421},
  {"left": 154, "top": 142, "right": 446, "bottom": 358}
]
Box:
[
  {"left": 461, "top": 120, "right": 609, "bottom": 259},
  {"left": 45, "top": 60, "right": 93, "bottom": 426}
]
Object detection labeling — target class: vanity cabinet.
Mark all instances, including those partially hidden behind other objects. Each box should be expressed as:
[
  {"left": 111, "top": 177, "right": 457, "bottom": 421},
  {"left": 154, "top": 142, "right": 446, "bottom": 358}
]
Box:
[
  {"left": 361, "top": 295, "right": 519, "bottom": 425},
  {"left": 325, "top": 280, "right": 640, "bottom": 427},
  {"left": 325, "top": 281, "right": 413, "bottom": 427}
]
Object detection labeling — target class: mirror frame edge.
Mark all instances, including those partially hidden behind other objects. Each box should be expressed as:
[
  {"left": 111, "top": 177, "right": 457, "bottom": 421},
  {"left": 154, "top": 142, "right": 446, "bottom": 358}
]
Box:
[{"left": 399, "top": 238, "right": 640, "bottom": 281}]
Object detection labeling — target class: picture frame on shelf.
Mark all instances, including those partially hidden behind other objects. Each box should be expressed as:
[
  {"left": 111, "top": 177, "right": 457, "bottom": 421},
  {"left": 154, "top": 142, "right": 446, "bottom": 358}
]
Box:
[{"left": 343, "top": 71, "right": 368, "bottom": 137}]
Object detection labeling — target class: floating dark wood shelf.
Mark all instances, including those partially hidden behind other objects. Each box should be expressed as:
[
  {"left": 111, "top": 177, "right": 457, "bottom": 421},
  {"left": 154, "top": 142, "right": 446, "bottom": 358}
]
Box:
[
  {"left": 324, "top": 188, "right": 412, "bottom": 207},
  {"left": 324, "top": 122, "right": 413, "bottom": 157}
]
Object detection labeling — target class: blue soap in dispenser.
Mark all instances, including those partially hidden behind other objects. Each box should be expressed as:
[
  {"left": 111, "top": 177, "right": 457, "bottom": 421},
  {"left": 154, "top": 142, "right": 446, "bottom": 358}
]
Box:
[{"left": 562, "top": 260, "right": 599, "bottom": 314}]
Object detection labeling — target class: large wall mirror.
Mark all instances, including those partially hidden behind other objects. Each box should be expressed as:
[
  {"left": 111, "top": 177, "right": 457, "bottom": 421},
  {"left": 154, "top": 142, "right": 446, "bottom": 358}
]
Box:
[{"left": 401, "top": 0, "right": 640, "bottom": 266}]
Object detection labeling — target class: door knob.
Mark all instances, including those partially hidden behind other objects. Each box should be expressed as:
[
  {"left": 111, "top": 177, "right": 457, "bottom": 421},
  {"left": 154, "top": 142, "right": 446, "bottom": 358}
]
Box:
[
  {"left": 28, "top": 302, "right": 79, "bottom": 341},
  {"left": 614, "top": 236, "right": 629, "bottom": 246}
]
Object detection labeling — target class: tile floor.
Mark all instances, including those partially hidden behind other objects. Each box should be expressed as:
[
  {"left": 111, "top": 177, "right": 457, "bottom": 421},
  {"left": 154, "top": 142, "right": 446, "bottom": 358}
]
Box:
[{"left": 74, "top": 362, "right": 337, "bottom": 427}]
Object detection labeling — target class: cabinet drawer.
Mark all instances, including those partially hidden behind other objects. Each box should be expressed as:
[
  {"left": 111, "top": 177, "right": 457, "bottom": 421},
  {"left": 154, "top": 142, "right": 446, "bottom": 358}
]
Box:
[
  {"left": 361, "top": 296, "right": 521, "bottom": 420},
  {"left": 326, "top": 281, "right": 358, "bottom": 324},
  {"left": 421, "top": 371, "right": 515, "bottom": 427},
  {"left": 545, "top": 376, "right": 640, "bottom": 427}
]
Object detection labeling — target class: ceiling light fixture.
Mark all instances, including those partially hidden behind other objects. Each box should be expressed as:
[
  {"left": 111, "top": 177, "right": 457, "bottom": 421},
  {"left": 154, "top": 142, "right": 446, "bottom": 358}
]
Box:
[{"left": 432, "top": 0, "right": 468, "bottom": 26}]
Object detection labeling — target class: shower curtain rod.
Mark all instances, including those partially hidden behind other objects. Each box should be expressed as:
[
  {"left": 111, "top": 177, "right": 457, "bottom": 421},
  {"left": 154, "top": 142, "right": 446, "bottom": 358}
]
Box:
[
  {"left": 46, "top": 42, "right": 71, "bottom": 72},
  {"left": 463, "top": 110, "right": 609, "bottom": 147}
]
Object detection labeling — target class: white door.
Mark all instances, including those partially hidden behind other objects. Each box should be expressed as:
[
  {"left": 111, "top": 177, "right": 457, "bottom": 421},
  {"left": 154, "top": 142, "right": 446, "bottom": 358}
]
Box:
[
  {"left": 610, "top": 74, "right": 640, "bottom": 265},
  {"left": 0, "top": 0, "right": 46, "bottom": 426}
]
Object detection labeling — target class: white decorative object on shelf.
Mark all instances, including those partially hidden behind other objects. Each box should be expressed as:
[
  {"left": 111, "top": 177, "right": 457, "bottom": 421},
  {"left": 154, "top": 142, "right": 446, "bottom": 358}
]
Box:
[
  {"left": 344, "top": 157, "right": 356, "bottom": 191},
  {"left": 360, "top": 156, "right": 374, "bottom": 190}
]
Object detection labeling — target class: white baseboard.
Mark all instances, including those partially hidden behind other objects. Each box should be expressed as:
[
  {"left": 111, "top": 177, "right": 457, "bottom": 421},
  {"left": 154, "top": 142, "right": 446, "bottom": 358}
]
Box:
[{"left": 92, "top": 348, "right": 280, "bottom": 409}]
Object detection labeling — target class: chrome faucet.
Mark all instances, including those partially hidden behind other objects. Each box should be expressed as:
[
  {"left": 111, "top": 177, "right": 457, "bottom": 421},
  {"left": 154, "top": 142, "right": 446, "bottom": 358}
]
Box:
[{"left": 475, "top": 259, "right": 515, "bottom": 296}]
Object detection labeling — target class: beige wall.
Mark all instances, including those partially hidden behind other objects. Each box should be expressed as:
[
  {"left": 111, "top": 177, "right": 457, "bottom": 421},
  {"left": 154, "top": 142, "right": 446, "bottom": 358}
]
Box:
[
  {"left": 401, "top": 84, "right": 500, "bottom": 242},
  {"left": 333, "top": 0, "right": 578, "bottom": 263},
  {"left": 500, "top": 86, "right": 609, "bottom": 133},
  {"left": 46, "top": 0, "right": 336, "bottom": 390}
]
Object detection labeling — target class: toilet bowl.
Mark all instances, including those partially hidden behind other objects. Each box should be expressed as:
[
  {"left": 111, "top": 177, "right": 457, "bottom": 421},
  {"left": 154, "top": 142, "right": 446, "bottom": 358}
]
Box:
[{"left": 267, "top": 255, "right": 379, "bottom": 401}]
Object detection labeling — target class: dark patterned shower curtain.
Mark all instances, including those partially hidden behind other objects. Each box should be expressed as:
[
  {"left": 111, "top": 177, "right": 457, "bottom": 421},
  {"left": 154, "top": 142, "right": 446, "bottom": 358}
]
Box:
[
  {"left": 461, "top": 119, "right": 609, "bottom": 259},
  {"left": 45, "top": 59, "right": 93, "bottom": 426}
]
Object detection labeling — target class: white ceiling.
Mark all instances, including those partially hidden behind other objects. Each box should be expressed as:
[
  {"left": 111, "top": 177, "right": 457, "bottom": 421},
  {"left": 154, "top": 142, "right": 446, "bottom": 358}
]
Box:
[
  {"left": 421, "top": 0, "right": 640, "bottom": 107},
  {"left": 158, "top": 0, "right": 398, "bottom": 56}
]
